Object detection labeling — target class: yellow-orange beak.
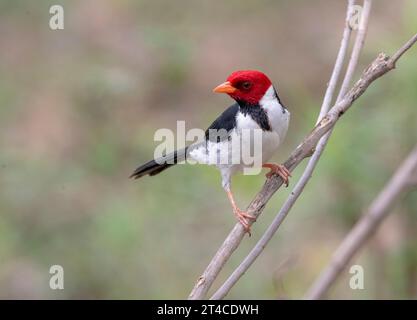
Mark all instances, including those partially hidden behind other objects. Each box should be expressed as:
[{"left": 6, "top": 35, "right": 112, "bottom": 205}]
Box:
[{"left": 213, "top": 81, "right": 237, "bottom": 94}]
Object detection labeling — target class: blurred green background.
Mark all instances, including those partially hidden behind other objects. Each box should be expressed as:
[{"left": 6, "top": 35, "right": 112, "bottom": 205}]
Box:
[{"left": 0, "top": 0, "right": 416, "bottom": 299}]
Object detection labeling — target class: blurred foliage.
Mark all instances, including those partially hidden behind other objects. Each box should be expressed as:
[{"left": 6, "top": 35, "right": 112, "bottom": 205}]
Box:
[{"left": 0, "top": 0, "right": 416, "bottom": 299}]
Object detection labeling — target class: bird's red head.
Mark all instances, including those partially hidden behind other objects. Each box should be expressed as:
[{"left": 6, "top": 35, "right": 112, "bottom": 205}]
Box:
[{"left": 213, "top": 70, "right": 272, "bottom": 105}]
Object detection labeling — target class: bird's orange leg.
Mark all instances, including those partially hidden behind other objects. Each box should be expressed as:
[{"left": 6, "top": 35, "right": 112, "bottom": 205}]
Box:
[
  {"left": 262, "top": 163, "right": 292, "bottom": 186},
  {"left": 226, "top": 190, "right": 255, "bottom": 236}
]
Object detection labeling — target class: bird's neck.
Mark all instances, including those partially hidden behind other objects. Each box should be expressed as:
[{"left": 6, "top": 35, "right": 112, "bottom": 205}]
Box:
[
  {"left": 259, "top": 85, "right": 290, "bottom": 134},
  {"left": 236, "top": 85, "right": 286, "bottom": 111},
  {"left": 260, "top": 85, "right": 285, "bottom": 109}
]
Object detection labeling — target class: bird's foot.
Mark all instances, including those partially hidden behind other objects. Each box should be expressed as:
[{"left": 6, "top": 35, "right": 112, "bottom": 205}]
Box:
[
  {"left": 233, "top": 207, "right": 256, "bottom": 236},
  {"left": 263, "top": 163, "right": 291, "bottom": 187}
]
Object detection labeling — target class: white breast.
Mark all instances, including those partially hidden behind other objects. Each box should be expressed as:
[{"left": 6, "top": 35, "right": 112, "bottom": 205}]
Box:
[
  {"left": 259, "top": 85, "right": 290, "bottom": 143},
  {"left": 238, "top": 85, "right": 290, "bottom": 165}
]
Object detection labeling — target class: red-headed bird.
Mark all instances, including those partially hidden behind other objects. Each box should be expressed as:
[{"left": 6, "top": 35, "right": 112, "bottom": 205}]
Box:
[{"left": 130, "top": 70, "right": 291, "bottom": 234}]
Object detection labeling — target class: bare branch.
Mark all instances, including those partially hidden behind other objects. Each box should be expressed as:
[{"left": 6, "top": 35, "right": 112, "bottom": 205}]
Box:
[
  {"left": 390, "top": 33, "right": 417, "bottom": 65},
  {"left": 304, "top": 143, "right": 417, "bottom": 300},
  {"left": 317, "top": 0, "right": 357, "bottom": 122},
  {"left": 336, "top": 0, "right": 373, "bottom": 102},
  {"left": 188, "top": 23, "right": 417, "bottom": 304},
  {"left": 211, "top": 0, "right": 359, "bottom": 300}
]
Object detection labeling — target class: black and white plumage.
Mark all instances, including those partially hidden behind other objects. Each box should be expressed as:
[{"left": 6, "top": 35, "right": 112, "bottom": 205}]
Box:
[
  {"left": 188, "top": 85, "right": 289, "bottom": 190},
  {"left": 131, "top": 70, "right": 291, "bottom": 234}
]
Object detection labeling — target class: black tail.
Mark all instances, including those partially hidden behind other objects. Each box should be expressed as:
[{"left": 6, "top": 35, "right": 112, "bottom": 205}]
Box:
[{"left": 129, "top": 147, "right": 189, "bottom": 179}]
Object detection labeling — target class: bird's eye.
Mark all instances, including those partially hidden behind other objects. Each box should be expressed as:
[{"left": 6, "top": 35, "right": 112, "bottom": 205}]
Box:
[{"left": 241, "top": 81, "right": 252, "bottom": 90}]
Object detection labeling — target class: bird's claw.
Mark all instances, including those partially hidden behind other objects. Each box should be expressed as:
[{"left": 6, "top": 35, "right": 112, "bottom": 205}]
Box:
[
  {"left": 265, "top": 164, "right": 291, "bottom": 187},
  {"left": 233, "top": 208, "right": 256, "bottom": 236}
]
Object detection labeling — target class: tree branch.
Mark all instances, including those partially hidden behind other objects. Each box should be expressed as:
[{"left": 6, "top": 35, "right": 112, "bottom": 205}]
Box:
[
  {"left": 304, "top": 143, "right": 417, "bottom": 300},
  {"left": 188, "top": 29, "right": 417, "bottom": 303},
  {"left": 211, "top": 0, "right": 360, "bottom": 300},
  {"left": 336, "top": 0, "right": 372, "bottom": 102}
]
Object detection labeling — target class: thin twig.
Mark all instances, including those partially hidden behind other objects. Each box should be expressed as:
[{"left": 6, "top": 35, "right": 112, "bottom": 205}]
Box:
[
  {"left": 318, "top": 0, "right": 357, "bottom": 122},
  {"left": 304, "top": 143, "right": 417, "bottom": 299},
  {"left": 390, "top": 33, "right": 417, "bottom": 64},
  {"left": 336, "top": 0, "right": 372, "bottom": 102},
  {"left": 211, "top": 0, "right": 359, "bottom": 300}
]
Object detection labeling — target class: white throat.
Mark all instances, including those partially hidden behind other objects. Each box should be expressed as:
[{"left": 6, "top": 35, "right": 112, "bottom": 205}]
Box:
[{"left": 259, "top": 85, "right": 290, "bottom": 139}]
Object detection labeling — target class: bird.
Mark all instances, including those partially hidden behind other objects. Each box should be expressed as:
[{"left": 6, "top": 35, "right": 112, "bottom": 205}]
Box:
[{"left": 130, "top": 70, "right": 291, "bottom": 234}]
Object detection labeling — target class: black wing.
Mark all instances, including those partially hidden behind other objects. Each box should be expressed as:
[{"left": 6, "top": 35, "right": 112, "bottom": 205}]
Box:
[
  {"left": 130, "top": 104, "right": 239, "bottom": 179},
  {"left": 205, "top": 103, "right": 239, "bottom": 143}
]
